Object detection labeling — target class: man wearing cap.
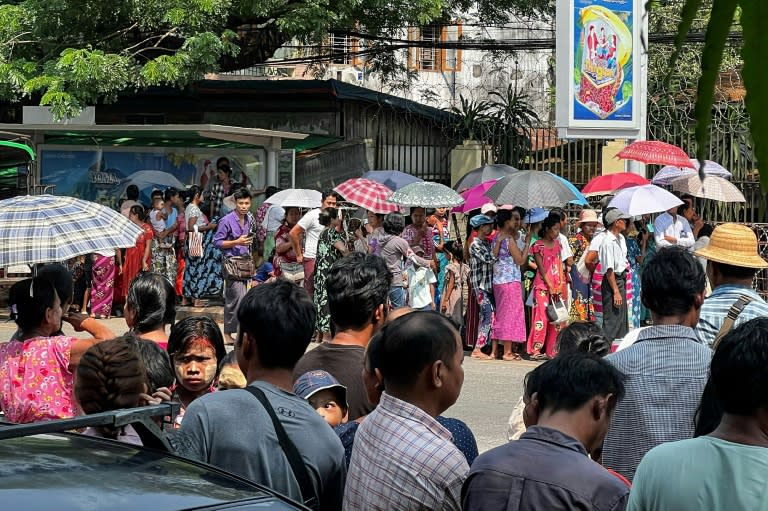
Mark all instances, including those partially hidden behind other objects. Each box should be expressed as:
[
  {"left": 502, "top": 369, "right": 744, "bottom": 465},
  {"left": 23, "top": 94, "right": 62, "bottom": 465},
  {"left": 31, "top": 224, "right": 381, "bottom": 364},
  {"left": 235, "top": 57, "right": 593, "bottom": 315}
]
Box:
[
  {"left": 294, "top": 370, "right": 349, "bottom": 428},
  {"left": 598, "top": 209, "right": 631, "bottom": 341},
  {"left": 694, "top": 223, "right": 768, "bottom": 347}
]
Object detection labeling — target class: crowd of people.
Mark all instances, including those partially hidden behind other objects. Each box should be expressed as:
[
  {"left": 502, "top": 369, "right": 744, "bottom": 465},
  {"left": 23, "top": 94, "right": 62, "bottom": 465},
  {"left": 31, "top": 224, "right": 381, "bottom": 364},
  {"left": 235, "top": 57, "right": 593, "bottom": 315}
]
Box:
[{"left": 4, "top": 172, "right": 768, "bottom": 510}]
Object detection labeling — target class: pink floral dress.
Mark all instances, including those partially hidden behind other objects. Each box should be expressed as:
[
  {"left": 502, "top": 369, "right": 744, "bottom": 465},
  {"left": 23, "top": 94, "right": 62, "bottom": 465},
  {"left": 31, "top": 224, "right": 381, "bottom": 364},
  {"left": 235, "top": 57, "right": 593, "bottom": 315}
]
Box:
[{"left": 0, "top": 336, "right": 77, "bottom": 423}]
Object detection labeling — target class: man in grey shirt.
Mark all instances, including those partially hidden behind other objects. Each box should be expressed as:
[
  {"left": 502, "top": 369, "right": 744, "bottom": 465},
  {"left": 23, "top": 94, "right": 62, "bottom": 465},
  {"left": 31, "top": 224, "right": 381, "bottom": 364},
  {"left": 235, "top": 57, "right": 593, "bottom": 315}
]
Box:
[{"left": 174, "top": 280, "right": 346, "bottom": 510}]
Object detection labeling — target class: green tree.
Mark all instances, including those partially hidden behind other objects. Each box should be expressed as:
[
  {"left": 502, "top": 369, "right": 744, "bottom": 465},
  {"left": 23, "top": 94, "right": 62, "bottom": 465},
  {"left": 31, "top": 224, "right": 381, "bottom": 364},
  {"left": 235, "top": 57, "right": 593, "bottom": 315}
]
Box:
[
  {"left": 667, "top": 0, "right": 768, "bottom": 186},
  {"left": 0, "top": 0, "right": 550, "bottom": 118}
]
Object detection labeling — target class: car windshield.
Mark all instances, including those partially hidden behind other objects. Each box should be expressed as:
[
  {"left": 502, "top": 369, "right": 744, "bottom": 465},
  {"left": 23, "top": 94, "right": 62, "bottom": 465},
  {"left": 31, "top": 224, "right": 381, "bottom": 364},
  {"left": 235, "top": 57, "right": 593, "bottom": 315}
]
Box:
[{"left": 0, "top": 432, "right": 296, "bottom": 510}]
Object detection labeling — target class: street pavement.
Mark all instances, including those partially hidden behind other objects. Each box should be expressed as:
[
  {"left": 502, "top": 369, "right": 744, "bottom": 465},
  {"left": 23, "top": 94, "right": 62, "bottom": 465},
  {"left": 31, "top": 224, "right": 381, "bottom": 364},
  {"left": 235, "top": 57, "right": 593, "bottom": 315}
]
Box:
[{"left": 0, "top": 315, "right": 533, "bottom": 453}]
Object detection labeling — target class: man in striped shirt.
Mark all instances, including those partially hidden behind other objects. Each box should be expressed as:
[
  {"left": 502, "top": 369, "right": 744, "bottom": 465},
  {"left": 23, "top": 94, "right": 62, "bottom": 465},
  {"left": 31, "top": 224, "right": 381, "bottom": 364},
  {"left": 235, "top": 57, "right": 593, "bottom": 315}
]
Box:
[
  {"left": 601, "top": 247, "right": 711, "bottom": 482},
  {"left": 694, "top": 223, "right": 768, "bottom": 347}
]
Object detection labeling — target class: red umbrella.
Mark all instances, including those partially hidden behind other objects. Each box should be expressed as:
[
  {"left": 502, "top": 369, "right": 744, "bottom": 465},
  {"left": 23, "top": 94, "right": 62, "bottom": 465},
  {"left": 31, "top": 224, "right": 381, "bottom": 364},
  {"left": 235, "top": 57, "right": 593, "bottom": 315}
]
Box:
[
  {"left": 581, "top": 173, "right": 650, "bottom": 197},
  {"left": 333, "top": 178, "right": 400, "bottom": 214},
  {"left": 616, "top": 141, "right": 691, "bottom": 168}
]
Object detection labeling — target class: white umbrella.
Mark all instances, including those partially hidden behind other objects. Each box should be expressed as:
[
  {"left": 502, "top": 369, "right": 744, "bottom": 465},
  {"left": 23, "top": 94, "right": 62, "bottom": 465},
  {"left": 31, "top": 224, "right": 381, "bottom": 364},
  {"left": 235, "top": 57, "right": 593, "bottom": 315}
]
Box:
[
  {"left": 607, "top": 185, "right": 683, "bottom": 216},
  {"left": 670, "top": 174, "right": 746, "bottom": 203},
  {"left": 388, "top": 182, "right": 465, "bottom": 208},
  {"left": 265, "top": 189, "right": 322, "bottom": 209},
  {"left": 0, "top": 195, "right": 143, "bottom": 267}
]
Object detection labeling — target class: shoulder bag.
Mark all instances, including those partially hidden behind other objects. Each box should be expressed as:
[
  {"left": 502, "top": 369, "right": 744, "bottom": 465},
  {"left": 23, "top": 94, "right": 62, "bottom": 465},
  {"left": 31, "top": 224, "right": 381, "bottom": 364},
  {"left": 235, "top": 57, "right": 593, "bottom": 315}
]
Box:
[
  {"left": 223, "top": 255, "right": 255, "bottom": 281},
  {"left": 280, "top": 261, "right": 305, "bottom": 284},
  {"left": 243, "top": 385, "right": 319, "bottom": 510},
  {"left": 712, "top": 294, "right": 753, "bottom": 350},
  {"left": 188, "top": 225, "right": 203, "bottom": 258}
]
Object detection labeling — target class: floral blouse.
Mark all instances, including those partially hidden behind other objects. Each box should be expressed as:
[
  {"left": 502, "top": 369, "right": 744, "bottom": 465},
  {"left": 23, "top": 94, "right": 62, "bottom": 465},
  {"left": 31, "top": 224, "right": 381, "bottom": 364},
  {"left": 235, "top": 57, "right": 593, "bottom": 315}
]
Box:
[{"left": 0, "top": 336, "right": 77, "bottom": 423}]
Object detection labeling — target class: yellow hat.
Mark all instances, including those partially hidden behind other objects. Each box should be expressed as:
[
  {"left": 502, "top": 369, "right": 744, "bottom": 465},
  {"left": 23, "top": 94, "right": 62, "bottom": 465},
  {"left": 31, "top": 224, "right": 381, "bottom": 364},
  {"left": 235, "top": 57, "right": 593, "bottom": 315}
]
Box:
[{"left": 694, "top": 223, "right": 768, "bottom": 269}]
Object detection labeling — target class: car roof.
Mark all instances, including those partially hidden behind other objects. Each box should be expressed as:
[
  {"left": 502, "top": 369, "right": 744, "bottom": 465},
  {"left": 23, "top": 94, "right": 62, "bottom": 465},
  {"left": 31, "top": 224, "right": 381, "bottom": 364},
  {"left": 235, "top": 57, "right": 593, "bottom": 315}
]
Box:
[{"left": 0, "top": 418, "right": 307, "bottom": 511}]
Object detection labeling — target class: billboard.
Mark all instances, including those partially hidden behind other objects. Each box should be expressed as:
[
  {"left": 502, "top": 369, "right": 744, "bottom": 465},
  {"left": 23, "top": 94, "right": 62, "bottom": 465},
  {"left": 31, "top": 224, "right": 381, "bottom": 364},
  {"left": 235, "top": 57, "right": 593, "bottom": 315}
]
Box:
[
  {"left": 556, "top": 0, "right": 646, "bottom": 138},
  {"left": 39, "top": 146, "right": 267, "bottom": 208}
]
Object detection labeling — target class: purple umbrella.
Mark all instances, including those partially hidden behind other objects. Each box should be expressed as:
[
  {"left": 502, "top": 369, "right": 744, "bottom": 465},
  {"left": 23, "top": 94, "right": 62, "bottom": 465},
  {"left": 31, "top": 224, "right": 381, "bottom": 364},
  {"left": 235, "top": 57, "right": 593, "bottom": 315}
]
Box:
[{"left": 451, "top": 179, "right": 498, "bottom": 213}]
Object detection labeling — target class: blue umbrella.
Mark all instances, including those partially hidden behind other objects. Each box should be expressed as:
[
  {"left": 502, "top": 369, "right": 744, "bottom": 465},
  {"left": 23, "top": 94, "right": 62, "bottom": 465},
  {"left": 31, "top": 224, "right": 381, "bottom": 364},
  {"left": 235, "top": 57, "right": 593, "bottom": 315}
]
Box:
[
  {"left": 361, "top": 170, "right": 422, "bottom": 191},
  {"left": 0, "top": 195, "right": 143, "bottom": 266},
  {"left": 544, "top": 172, "right": 589, "bottom": 205}
]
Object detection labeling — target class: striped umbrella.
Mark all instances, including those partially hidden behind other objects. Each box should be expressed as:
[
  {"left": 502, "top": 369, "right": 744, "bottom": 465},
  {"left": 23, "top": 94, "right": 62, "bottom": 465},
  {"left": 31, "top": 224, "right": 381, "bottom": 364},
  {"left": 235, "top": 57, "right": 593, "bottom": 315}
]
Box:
[
  {"left": 333, "top": 178, "right": 400, "bottom": 214},
  {"left": 652, "top": 159, "right": 733, "bottom": 185},
  {"left": 0, "top": 195, "right": 143, "bottom": 267}
]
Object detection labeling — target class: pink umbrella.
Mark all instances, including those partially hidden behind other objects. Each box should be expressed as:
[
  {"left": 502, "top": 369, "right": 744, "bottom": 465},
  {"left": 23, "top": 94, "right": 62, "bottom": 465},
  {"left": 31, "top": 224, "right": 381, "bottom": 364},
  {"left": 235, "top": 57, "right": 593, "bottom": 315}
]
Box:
[
  {"left": 333, "top": 178, "right": 400, "bottom": 214},
  {"left": 451, "top": 179, "right": 498, "bottom": 213}
]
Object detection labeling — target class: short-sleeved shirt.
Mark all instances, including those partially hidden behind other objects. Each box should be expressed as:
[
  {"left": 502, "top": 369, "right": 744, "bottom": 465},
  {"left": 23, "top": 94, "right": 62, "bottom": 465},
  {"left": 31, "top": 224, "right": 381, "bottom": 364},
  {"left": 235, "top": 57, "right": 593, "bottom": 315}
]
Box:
[
  {"left": 629, "top": 436, "right": 768, "bottom": 511},
  {"left": 696, "top": 284, "right": 768, "bottom": 347},
  {"left": 0, "top": 336, "right": 77, "bottom": 423},
  {"left": 213, "top": 211, "right": 253, "bottom": 258},
  {"left": 406, "top": 266, "right": 437, "bottom": 309},
  {"left": 185, "top": 203, "right": 206, "bottom": 228},
  {"left": 297, "top": 208, "right": 324, "bottom": 259},
  {"left": 173, "top": 381, "right": 346, "bottom": 509},
  {"left": 493, "top": 236, "right": 525, "bottom": 285},
  {"left": 558, "top": 232, "right": 574, "bottom": 262},
  {"left": 602, "top": 325, "right": 711, "bottom": 481},
  {"left": 598, "top": 232, "right": 628, "bottom": 274}
]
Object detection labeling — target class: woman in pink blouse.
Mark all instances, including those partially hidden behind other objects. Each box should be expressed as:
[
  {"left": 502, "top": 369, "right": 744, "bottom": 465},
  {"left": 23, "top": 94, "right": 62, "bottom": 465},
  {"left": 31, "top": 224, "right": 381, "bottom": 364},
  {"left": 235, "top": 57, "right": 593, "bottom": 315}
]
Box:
[{"left": 1, "top": 277, "right": 114, "bottom": 423}]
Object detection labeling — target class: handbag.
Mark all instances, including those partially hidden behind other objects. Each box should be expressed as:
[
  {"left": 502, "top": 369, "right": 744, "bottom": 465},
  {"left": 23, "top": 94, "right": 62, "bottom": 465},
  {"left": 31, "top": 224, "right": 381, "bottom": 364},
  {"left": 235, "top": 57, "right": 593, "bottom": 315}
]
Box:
[
  {"left": 244, "top": 385, "right": 319, "bottom": 510},
  {"left": 223, "top": 255, "right": 255, "bottom": 281},
  {"left": 280, "top": 261, "right": 305, "bottom": 284},
  {"left": 546, "top": 296, "right": 569, "bottom": 323},
  {"left": 188, "top": 225, "right": 203, "bottom": 258}
]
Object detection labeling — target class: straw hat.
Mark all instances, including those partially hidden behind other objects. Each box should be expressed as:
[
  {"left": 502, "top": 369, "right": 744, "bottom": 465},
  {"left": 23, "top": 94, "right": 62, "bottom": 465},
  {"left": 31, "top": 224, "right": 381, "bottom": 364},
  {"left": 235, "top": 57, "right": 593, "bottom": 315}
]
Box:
[
  {"left": 576, "top": 209, "right": 600, "bottom": 225},
  {"left": 694, "top": 223, "right": 768, "bottom": 268}
]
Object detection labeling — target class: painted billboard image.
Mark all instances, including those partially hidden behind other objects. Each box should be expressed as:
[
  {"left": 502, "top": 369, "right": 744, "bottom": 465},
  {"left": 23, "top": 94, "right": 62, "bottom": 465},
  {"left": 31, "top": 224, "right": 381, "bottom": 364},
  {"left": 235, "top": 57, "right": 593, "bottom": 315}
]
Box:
[
  {"left": 40, "top": 148, "right": 265, "bottom": 208},
  {"left": 573, "top": 1, "right": 634, "bottom": 122}
]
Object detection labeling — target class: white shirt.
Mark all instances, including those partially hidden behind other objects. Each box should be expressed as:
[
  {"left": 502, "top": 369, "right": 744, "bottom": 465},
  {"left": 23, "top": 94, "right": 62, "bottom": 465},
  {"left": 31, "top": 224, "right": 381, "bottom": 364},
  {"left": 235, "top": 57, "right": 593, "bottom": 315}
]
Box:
[
  {"left": 588, "top": 231, "right": 607, "bottom": 253},
  {"left": 297, "top": 208, "right": 324, "bottom": 259},
  {"left": 558, "top": 232, "right": 573, "bottom": 262},
  {"left": 406, "top": 266, "right": 437, "bottom": 309},
  {"left": 598, "top": 231, "right": 628, "bottom": 274},
  {"left": 654, "top": 212, "right": 694, "bottom": 250},
  {"left": 262, "top": 204, "right": 285, "bottom": 233}
]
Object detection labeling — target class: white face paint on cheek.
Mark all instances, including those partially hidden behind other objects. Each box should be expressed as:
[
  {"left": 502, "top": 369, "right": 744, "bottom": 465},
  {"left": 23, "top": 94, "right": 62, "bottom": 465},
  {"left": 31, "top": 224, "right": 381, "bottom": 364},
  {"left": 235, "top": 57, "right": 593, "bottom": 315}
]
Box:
[{"left": 202, "top": 363, "right": 217, "bottom": 384}]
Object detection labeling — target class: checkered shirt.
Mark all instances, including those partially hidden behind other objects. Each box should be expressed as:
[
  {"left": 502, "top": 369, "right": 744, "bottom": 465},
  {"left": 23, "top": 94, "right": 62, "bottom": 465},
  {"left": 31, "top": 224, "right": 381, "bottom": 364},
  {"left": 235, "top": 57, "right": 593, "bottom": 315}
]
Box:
[
  {"left": 343, "top": 392, "right": 469, "bottom": 511},
  {"left": 602, "top": 324, "right": 712, "bottom": 482},
  {"left": 469, "top": 237, "right": 496, "bottom": 293},
  {"left": 209, "top": 183, "right": 227, "bottom": 218}
]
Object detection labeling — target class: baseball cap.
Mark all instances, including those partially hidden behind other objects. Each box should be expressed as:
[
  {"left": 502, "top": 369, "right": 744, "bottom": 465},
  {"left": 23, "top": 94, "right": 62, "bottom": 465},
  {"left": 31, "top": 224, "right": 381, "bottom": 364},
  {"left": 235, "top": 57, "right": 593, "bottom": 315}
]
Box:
[
  {"left": 293, "top": 370, "right": 348, "bottom": 406},
  {"left": 470, "top": 214, "right": 495, "bottom": 229},
  {"left": 604, "top": 209, "right": 631, "bottom": 226},
  {"left": 480, "top": 203, "right": 497, "bottom": 215}
]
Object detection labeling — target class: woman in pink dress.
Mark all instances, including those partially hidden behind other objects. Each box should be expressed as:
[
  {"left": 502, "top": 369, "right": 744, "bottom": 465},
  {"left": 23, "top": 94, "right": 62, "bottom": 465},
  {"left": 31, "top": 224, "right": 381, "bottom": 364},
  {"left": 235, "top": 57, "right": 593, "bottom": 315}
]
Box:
[
  {"left": 0, "top": 277, "right": 114, "bottom": 423},
  {"left": 90, "top": 249, "right": 120, "bottom": 319},
  {"left": 527, "top": 214, "right": 566, "bottom": 360}
]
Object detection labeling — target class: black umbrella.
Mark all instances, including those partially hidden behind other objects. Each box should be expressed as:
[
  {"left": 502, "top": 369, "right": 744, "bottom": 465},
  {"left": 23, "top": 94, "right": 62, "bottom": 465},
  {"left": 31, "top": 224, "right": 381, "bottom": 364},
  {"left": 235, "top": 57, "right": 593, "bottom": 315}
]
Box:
[{"left": 453, "top": 164, "right": 520, "bottom": 192}]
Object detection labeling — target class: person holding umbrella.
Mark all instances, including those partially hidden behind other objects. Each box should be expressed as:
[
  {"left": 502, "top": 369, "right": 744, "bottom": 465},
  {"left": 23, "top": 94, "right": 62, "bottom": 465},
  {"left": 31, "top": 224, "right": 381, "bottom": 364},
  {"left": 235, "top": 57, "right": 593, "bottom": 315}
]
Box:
[{"left": 598, "top": 209, "right": 632, "bottom": 342}]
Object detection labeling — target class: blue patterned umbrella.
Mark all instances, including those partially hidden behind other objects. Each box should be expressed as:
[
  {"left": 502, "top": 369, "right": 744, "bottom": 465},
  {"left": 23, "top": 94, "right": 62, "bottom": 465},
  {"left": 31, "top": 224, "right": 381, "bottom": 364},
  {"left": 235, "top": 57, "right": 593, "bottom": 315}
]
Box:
[
  {"left": 361, "top": 170, "right": 422, "bottom": 191},
  {"left": 0, "top": 195, "right": 143, "bottom": 267}
]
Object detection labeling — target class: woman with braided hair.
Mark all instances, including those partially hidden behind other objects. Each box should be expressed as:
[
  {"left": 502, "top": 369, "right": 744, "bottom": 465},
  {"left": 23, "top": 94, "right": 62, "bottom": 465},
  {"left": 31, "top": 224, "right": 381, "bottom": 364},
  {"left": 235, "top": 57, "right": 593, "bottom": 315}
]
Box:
[{"left": 75, "top": 335, "right": 149, "bottom": 445}]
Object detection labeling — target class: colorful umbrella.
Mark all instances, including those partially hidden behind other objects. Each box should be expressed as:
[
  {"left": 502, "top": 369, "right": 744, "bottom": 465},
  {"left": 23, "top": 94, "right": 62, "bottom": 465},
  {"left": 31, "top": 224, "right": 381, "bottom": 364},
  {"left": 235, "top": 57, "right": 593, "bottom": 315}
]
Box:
[
  {"left": 451, "top": 179, "right": 498, "bottom": 213},
  {"left": 389, "top": 182, "right": 465, "bottom": 208},
  {"left": 361, "top": 170, "right": 422, "bottom": 191},
  {"left": 0, "top": 195, "right": 143, "bottom": 267},
  {"left": 581, "top": 173, "right": 650, "bottom": 197},
  {"left": 545, "top": 172, "right": 590, "bottom": 205},
  {"left": 616, "top": 141, "right": 691, "bottom": 168},
  {"left": 485, "top": 170, "right": 587, "bottom": 209},
  {"left": 670, "top": 174, "right": 746, "bottom": 203},
  {"left": 453, "top": 164, "right": 520, "bottom": 192},
  {"left": 333, "top": 178, "right": 399, "bottom": 214},
  {"left": 607, "top": 184, "right": 683, "bottom": 216},
  {"left": 652, "top": 159, "right": 733, "bottom": 185},
  {"left": 265, "top": 188, "right": 321, "bottom": 209}
]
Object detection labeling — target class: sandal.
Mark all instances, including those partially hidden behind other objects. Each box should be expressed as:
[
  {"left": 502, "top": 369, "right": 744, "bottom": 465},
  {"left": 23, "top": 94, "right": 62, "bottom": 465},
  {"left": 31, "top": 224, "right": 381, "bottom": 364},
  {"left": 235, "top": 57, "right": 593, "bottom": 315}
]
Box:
[
  {"left": 531, "top": 353, "right": 550, "bottom": 361},
  {"left": 503, "top": 353, "right": 522, "bottom": 361},
  {"left": 471, "top": 349, "right": 493, "bottom": 360}
]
